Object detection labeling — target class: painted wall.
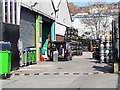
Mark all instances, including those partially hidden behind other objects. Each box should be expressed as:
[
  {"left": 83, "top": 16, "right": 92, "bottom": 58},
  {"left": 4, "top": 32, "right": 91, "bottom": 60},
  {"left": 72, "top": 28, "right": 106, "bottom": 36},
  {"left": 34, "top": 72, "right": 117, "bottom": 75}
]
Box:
[
  {"left": 55, "top": 23, "right": 66, "bottom": 36},
  {"left": 51, "top": 22, "right": 54, "bottom": 40},
  {"left": 20, "top": 7, "right": 35, "bottom": 48},
  {"left": 53, "top": 0, "right": 72, "bottom": 36},
  {"left": 55, "top": 0, "right": 72, "bottom": 27}
]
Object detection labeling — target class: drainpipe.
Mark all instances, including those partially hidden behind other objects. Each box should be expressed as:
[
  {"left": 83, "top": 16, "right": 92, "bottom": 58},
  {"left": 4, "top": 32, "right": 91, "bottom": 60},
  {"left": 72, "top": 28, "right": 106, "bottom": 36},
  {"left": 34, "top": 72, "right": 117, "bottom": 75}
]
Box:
[
  {"left": 7, "top": 0, "right": 10, "bottom": 23},
  {"left": 12, "top": 0, "right": 15, "bottom": 24},
  {"left": 16, "top": 0, "right": 19, "bottom": 25},
  {"left": 2, "top": 0, "right": 5, "bottom": 23},
  {"left": 54, "top": 12, "right": 57, "bottom": 40},
  {"left": 16, "top": 0, "right": 21, "bottom": 25}
]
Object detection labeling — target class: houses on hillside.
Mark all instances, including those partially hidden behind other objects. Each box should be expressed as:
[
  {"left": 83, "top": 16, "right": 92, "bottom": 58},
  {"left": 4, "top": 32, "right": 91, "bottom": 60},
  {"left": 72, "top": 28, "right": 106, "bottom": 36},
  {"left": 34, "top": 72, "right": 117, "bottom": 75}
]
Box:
[
  {"left": 68, "top": 2, "right": 118, "bottom": 39},
  {"left": 72, "top": 13, "right": 113, "bottom": 39}
]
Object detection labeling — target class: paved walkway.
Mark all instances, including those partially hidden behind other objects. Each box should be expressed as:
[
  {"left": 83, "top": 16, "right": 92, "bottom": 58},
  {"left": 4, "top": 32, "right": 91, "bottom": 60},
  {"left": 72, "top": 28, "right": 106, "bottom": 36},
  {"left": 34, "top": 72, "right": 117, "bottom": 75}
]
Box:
[
  {"left": 11, "top": 52, "right": 112, "bottom": 75},
  {"left": 1, "top": 52, "right": 118, "bottom": 88}
]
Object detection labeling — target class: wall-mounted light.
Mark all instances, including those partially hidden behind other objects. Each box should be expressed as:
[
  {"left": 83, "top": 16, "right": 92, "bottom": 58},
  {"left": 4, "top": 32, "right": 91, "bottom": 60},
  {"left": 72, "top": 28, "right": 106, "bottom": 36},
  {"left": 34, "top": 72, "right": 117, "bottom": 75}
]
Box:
[
  {"left": 51, "top": 12, "right": 54, "bottom": 15},
  {"left": 63, "top": 19, "right": 66, "bottom": 23},
  {"left": 31, "top": 2, "right": 38, "bottom": 8}
]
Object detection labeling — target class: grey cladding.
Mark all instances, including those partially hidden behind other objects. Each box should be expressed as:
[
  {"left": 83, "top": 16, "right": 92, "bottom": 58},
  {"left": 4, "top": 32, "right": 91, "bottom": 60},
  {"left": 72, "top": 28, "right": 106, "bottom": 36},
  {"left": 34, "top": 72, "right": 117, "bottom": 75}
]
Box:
[{"left": 20, "top": 7, "right": 35, "bottom": 48}]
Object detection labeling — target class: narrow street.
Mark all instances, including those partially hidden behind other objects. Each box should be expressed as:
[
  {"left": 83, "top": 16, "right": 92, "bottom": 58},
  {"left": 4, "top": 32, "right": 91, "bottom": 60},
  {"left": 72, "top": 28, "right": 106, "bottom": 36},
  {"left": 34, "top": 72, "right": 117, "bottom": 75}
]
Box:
[{"left": 1, "top": 52, "right": 118, "bottom": 88}]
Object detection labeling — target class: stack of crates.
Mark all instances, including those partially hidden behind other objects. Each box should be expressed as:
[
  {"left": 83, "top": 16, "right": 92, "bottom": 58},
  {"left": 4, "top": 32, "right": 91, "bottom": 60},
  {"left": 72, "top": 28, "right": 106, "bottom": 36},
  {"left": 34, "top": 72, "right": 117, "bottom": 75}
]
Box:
[
  {"left": 20, "top": 48, "right": 36, "bottom": 66},
  {"left": 100, "top": 35, "right": 112, "bottom": 63},
  {"left": 92, "top": 35, "right": 112, "bottom": 63},
  {"left": 77, "top": 42, "right": 83, "bottom": 56},
  {"left": 65, "top": 27, "right": 82, "bottom": 56},
  {"left": 92, "top": 39, "right": 100, "bottom": 60}
]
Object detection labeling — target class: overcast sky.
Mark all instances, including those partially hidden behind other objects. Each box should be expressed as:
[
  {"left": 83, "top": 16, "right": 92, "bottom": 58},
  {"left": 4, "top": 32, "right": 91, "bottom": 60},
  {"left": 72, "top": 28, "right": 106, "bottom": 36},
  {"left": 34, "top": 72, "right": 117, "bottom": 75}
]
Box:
[{"left": 68, "top": 0, "right": 120, "bottom": 6}]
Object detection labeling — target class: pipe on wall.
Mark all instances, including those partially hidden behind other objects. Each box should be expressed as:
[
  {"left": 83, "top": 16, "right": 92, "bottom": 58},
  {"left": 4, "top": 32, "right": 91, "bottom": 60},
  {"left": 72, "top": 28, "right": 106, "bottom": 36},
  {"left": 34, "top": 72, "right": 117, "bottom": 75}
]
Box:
[
  {"left": 12, "top": 0, "right": 15, "bottom": 24},
  {"left": 7, "top": 0, "right": 10, "bottom": 23},
  {"left": 16, "top": 0, "right": 21, "bottom": 25},
  {"left": 2, "top": 0, "right": 5, "bottom": 22}
]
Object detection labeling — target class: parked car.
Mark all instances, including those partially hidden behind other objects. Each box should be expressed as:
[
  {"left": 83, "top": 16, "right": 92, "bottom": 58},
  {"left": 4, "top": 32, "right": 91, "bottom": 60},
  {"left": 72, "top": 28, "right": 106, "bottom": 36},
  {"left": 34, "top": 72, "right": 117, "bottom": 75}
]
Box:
[{"left": 48, "top": 41, "right": 72, "bottom": 61}]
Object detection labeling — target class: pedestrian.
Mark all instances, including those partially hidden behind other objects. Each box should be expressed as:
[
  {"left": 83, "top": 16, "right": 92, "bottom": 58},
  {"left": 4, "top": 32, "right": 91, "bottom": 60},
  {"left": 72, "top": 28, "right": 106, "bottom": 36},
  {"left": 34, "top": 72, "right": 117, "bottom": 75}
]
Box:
[{"left": 60, "top": 45, "right": 63, "bottom": 56}]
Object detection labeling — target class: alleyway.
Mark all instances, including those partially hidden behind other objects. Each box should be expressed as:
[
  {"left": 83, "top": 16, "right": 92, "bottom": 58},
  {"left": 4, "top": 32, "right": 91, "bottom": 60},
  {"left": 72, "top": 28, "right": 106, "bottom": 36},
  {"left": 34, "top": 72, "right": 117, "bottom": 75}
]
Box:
[{"left": 1, "top": 52, "right": 118, "bottom": 88}]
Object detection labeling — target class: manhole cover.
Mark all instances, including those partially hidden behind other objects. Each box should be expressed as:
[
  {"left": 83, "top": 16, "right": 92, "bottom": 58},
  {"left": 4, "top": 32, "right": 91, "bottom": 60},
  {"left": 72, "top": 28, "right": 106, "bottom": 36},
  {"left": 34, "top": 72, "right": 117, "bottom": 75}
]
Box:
[
  {"left": 16, "top": 71, "right": 22, "bottom": 72},
  {"left": 57, "top": 68, "right": 63, "bottom": 69}
]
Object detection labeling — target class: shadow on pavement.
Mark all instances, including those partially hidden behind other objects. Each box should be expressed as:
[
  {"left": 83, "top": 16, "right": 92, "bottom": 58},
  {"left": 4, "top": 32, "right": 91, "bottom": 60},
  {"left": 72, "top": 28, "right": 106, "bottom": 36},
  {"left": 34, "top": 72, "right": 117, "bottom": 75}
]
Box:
[
  {"left": 86, "top": 58, "right": 93, "bottom": 60},
  {"left": 46, "top": 58, "right": 69, "bottom": 62},
  {"left": 86, "top": 57, "right": 114, "bottom": 73},
  {"left": 90, "top": 60, "right": 100, "bottom": 63},
  {"left": 93, "top": 65, "right": 113, "bottom": 73}
]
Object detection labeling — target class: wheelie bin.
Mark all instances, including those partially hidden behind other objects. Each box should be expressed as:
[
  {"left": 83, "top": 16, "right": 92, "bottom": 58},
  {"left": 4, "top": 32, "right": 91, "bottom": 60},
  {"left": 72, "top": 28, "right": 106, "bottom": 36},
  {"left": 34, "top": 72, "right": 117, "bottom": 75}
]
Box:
[
  {"left": 0, "top": 42, "right": 11, "bottom": 79},
  {"left": 22, "top": 48, "right": 30, "bottom": 66},
  {"left": 32, "top": 50, "right": 36, "bottom": 63},
  {"left": 29, "top": 50, "right": 33, "bottom": 64},
  {"left": 29, "top": 48, "right": 36, "bottom": 64}
]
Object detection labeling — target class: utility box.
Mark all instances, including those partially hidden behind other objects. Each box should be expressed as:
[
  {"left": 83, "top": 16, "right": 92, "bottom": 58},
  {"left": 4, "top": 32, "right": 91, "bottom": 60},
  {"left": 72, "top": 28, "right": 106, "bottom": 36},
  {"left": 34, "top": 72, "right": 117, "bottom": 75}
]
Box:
[{"left": 53, "top": 51, "right": 58, "bottom": 62}]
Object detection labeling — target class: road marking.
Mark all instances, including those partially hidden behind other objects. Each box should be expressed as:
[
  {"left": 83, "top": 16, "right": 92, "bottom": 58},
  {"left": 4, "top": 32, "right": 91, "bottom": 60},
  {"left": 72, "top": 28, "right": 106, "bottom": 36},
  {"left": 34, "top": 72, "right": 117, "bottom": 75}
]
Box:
[
  {"left": 54, "top": 73, "right": 59, "bottom": 75},
  {"left": 34, "top": 73, "right": 39, "bottom": 75},
  {"left": 84, "top": 73, "right": 88, "bottom": 75},
  {"left": 88, "top": 73, "right": 93, "bottom": 75},
  {"left": 44, "top": 73, "right": 50, "bottom": 75},
  {"left": 94, "top": 72, "right": 99, "bottom": 74},
  {"left": 64, "top": 72, "right": 69, "bottom": 75},
  {"left": 11, "top": 71, "right": 108, "bottom": 76}
]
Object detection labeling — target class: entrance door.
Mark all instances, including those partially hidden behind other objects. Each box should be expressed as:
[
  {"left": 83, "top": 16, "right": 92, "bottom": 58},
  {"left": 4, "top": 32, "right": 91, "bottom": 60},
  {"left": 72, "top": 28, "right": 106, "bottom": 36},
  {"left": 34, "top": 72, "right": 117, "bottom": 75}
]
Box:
[{"left": 42, "top": 21, "right": 51, "bottom": 55}]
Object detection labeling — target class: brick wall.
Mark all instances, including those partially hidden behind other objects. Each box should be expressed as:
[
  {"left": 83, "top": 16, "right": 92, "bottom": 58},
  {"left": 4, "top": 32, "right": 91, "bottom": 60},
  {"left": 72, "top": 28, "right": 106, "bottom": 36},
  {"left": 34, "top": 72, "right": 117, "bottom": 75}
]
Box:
[{"left": 56, "top": 35, "right": 65, "bottom": 41}]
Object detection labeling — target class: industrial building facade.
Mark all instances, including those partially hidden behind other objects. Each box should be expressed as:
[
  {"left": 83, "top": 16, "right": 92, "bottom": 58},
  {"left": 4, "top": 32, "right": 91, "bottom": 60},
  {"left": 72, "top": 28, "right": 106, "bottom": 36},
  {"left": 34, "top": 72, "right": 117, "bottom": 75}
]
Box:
[
  {"left": 0, "top": 0, "right": 72, "bottom": 70},
  {"left": 19, "top": 0, "right": 72, "bottom": 61}
]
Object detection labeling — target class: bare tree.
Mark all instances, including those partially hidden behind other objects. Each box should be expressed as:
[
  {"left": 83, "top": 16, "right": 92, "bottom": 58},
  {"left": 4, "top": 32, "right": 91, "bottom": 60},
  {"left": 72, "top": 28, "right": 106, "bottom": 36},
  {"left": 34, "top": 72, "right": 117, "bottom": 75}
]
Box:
[{"left": 82, "top": 2, "right": 113, "bottom": 39}]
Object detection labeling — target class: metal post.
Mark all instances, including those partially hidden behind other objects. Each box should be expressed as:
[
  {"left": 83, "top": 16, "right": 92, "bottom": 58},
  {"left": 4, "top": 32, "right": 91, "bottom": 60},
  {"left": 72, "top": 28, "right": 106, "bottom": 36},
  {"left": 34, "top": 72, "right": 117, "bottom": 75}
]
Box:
[
  {"left": 112, "top": 20, "right": 119, "bottom": 72},
  {"left": 21, "top": 51, "right": 24, "bottom": 66},
  {"left": 113, "top": 21, "right": 118, "bottom": 63},
  {"left": 25, "top": 50, "right": 27, "bottom": 66},
  {"left": 2, "top": 0, "right": 5, "bottom": 22},
  {"left": 7, "top": 0, "right": 10, "bottom": 23},
  {"left": 12, "top": 0, "right": 15, "bottom": 24},
  {"left": 112, "top": 20, "right": 114, "bottom": 63},
  {"left": 114, "top": 21, "right": 119, "bottom": 62}
]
